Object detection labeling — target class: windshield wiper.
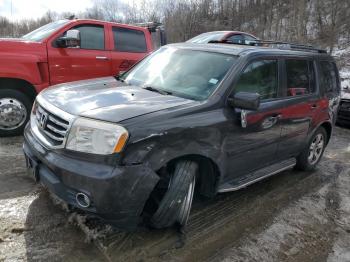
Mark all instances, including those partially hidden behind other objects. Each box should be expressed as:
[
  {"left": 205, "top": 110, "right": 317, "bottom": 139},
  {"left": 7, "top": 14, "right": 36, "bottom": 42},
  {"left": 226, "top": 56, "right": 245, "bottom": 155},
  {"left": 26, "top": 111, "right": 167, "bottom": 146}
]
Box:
[
  {"left": 114, "top": 75, "right": 125, "bottom": 82},
  {"left": 143, "top": 86, "right": 172, "bottom": 95}
]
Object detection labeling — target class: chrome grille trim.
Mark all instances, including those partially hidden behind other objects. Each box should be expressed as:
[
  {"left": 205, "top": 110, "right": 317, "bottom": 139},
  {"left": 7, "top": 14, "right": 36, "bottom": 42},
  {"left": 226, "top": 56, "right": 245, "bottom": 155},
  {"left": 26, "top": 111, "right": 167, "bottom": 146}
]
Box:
[{"left": 30, "top": 95, "right": 75, "bottom": 149}]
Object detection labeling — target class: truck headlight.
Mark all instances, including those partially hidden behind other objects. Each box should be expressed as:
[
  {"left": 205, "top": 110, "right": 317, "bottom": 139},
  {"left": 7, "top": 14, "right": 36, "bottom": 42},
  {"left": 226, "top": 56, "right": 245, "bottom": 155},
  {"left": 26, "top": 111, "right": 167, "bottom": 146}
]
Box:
[{"left": 66, "top": 117, "right": 129, "bottom": 155}]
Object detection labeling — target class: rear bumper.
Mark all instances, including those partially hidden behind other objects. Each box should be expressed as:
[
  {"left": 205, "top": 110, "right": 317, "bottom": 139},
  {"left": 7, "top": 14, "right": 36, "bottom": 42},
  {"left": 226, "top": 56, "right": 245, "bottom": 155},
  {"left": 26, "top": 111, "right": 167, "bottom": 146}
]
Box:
[{"left": 23, "top": 124, "right": 159, "bottom": 229}]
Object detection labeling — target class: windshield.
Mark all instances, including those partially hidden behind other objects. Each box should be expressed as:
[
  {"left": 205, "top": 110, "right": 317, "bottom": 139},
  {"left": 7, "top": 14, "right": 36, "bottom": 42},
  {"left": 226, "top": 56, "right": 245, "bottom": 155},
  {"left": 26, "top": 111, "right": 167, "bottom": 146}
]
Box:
[
  {"left": 123, "top": 47, "right": 237, "bottom": 100},
  {"left": 187, "top": 32, "right": 226, "bottom": 43},
  {"left": 22, "top": 20, "right": 69, "bottom": 42}
]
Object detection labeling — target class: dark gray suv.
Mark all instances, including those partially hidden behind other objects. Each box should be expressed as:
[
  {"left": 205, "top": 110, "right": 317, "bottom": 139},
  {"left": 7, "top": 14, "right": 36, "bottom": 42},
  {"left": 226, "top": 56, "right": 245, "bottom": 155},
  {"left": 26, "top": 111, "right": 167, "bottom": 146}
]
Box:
[{"left": 23, "top": 42, "right": 340, "bottom": 230}]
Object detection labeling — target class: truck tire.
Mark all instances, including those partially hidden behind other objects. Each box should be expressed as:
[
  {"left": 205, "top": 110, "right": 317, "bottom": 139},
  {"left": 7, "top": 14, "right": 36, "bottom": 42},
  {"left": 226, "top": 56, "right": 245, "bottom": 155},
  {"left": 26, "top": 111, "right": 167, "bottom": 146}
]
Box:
[
  {"left": 0, "top": 89, "right": 32, "bottom": 136},
  {"left": 150, "top": 160, "right": 197, "bottom": 229},
  {"left": 295, "top": 127, "right": 327, "bottom": 171}
]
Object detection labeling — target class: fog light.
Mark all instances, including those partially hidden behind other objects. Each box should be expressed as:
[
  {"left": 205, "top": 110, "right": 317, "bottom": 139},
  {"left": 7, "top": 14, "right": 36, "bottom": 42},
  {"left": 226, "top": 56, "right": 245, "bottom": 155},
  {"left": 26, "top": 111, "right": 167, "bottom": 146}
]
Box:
[{"left": 75, "top": 192, "right": 91, "bottom": 208}]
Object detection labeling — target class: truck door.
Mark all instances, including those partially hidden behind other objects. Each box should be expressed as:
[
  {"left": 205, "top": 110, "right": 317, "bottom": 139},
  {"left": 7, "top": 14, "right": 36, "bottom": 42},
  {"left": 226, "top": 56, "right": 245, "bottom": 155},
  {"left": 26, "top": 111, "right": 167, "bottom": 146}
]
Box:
[
  {"left": 47, "top": 23, "right": 112, "bottom": 85},
  {"left": 110, "top": 25, "right": 151, "bottom": 75}
]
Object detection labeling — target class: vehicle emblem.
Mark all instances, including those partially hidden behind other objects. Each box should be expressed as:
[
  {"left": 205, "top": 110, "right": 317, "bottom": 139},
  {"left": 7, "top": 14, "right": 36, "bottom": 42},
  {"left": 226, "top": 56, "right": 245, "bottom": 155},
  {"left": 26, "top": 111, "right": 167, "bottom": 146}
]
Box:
[{"left": 39, "top": 112, "right": 48, "bottom": 129}]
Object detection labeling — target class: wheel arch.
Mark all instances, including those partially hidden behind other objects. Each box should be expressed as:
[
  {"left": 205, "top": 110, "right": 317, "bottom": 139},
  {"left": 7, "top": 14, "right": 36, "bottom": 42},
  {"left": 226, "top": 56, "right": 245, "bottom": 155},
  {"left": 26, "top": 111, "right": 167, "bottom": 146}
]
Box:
[
  {"left": 159, "top": 154, "right": 221, "bottom": 198},
  {"left": 0, "top": 77, "right": 37, "bottom": 102},
  {"left": 319, "top": 121, "right": 332, "bottom": 145}
]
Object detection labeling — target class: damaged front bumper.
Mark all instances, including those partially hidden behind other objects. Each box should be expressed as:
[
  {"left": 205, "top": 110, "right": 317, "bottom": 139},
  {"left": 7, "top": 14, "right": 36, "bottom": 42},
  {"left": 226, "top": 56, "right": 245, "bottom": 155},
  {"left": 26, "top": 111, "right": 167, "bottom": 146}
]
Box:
[{"left": 23, "top": 124, "right": 159, "bottom": 230}]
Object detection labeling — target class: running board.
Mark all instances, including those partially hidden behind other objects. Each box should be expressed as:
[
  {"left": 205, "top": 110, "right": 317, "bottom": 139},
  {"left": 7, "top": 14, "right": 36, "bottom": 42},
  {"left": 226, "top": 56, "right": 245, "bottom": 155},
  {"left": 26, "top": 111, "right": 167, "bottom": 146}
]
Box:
[{"left": 218, "top": 158, "right": 296, "bottom": 193}]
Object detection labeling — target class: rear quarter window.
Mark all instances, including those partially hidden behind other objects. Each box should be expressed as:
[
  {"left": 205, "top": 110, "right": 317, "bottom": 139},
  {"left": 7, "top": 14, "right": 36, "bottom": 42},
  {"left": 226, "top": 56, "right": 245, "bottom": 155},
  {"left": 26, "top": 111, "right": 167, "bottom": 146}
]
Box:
[
  {"left": 319, "top": 61, "right": 339, "bottom": 93},
  {"left": 113, "top": 27, "right": 147, "bottom": 53}
]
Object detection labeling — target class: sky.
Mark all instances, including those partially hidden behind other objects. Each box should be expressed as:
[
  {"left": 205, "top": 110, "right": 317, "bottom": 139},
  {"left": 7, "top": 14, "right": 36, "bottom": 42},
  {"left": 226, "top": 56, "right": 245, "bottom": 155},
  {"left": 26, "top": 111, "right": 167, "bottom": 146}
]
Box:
[{"left": 0, "top": 0, "right": 94, "bottom": 21}]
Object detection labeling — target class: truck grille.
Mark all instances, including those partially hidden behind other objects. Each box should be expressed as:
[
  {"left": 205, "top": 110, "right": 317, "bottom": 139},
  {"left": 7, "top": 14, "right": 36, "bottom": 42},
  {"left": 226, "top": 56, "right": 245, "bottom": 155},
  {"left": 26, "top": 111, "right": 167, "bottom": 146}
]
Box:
[{"left": 31, "top": 98, "right": 74, "bottom": 148}]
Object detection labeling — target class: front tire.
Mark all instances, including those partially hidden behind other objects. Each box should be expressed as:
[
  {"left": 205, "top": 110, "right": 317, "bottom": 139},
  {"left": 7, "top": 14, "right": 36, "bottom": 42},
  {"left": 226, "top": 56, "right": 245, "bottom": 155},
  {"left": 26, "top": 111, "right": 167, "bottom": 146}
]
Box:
[
  {"left": 0, "top": 89, "right": 32, "bottom": 136},
  {"left": 296, "top": 127, "right": 327, "bottom": 171},
  {"left": 150, "top": 160, "right": 198, "bottom": 229}
]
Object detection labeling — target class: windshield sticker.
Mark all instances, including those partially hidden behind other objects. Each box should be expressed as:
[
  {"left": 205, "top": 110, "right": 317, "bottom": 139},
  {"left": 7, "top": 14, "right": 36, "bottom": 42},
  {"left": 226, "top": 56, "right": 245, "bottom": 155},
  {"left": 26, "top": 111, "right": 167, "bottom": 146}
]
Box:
[{"left": 209, "top": 78, "right": 218, "bottom": 84}]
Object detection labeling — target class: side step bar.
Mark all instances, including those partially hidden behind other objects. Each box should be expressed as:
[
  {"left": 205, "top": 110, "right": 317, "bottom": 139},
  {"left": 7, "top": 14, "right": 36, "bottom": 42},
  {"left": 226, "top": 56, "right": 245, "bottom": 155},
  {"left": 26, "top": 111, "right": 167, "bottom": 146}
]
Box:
[{"left": 218, "top": 158, "right": 296, "bottom": 193}]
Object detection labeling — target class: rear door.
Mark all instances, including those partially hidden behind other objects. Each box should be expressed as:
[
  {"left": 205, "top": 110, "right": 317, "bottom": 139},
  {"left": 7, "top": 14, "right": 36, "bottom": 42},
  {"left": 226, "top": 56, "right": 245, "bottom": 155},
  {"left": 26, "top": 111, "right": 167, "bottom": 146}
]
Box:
[
  {"left": 276, "top": 58, "right": 321, "bottom": 159},
  {"left": 48, "top": 23, "right": 112, "bottom": 85},
  {"left": 110, "top": 26, "right": 151, "bottom": 75}
]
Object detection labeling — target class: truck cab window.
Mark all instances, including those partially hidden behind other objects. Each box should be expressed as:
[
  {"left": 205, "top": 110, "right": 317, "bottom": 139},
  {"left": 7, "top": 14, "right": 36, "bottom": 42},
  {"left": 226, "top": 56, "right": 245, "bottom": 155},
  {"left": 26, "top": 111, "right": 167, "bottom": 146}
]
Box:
[
  {"left": 113, "top": 27, "right": 147, "bottom": 53},
  {"left": 71, "top": 25, "right": 105, "bottom": 50}
]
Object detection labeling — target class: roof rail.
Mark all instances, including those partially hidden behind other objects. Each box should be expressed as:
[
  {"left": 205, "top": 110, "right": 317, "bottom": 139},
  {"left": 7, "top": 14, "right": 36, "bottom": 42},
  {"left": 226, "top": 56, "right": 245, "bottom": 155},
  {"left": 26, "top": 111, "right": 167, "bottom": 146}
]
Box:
[
  {"left": 249, "top": 40, "right": 327, "bottom": 54},
  {"left": 213, "top": 39, "right": 327, "bottom": 54}
]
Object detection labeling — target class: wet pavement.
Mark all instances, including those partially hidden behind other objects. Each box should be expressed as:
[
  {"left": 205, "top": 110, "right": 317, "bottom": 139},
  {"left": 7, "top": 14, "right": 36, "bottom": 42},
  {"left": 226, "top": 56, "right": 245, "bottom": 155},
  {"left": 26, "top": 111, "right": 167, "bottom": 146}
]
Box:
[{"left": 0, "top": 126, "right": 349, "bottom": 261}]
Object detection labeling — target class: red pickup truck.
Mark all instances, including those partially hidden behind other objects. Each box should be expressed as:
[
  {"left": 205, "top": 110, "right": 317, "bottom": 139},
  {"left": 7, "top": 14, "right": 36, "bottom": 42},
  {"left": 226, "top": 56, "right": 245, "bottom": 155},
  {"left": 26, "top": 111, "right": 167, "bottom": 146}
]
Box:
[{"left": 0, "top": 19, "right": 160, "bottom": 136}]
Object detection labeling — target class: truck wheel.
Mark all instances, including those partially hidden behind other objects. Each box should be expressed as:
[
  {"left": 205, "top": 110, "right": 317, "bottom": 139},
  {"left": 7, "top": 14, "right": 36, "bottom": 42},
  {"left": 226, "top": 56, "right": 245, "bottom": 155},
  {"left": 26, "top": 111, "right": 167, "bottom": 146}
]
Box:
[
  {"left": 295, "top": 127, "right": 327, "bottom": 171},
  {"left": 0, "top": 89, "right": 32, "bottom": 136},
  {"left": 150, "top": 160, "right": 197, "bottom": 229}
]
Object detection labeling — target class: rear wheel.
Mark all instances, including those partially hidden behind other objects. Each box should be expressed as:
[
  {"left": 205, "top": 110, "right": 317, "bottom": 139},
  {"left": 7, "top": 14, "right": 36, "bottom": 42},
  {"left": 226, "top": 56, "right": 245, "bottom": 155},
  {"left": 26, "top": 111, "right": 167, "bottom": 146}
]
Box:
[
  {"left": 150, "top": 160, "right": 197, "bottom": 229},
  {"left": 296, "top": 127, "right": 327, "bottom": 171},
  {"left": 0, "top": 89, "right": 32, "bottom": 136}
]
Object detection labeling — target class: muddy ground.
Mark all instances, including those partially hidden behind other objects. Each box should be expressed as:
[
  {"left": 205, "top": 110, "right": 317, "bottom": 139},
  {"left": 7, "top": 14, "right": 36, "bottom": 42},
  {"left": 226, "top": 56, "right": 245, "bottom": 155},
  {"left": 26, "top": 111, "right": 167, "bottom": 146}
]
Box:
[{"left": 0, "top": 126, "right": 349, "bottom": 262}]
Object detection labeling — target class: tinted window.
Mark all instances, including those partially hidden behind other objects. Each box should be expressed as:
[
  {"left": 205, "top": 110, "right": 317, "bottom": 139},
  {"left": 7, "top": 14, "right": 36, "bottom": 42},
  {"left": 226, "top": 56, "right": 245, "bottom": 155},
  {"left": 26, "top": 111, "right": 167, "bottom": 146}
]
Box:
[
  {"left": 227, "top": 34, "right": 244, "bottom": 44},
  {"left": 244, "top": 35, "right": 257, "bottom": 45},
  {"left": 235, "top": 60, "right": 278, "bottom": 100},
  {"left": 73, "top": 25, "right": 104, "bottom": 50},
  {"left": 319, "top": 61, "right": 338, "bottom": 93},
  {"left": 113, "top": 27, "right": 147, "bottom": 52},
  {"left": 286, "top": 59, "right": 315, "bottom": 96}
]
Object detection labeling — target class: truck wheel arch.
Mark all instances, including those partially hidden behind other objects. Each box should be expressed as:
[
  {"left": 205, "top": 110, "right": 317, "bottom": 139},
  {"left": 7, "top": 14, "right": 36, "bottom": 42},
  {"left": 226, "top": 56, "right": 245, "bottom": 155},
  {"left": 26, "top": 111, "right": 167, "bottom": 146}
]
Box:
[{"left": 0, "top": 78, "right": 37, "bottom": 102}]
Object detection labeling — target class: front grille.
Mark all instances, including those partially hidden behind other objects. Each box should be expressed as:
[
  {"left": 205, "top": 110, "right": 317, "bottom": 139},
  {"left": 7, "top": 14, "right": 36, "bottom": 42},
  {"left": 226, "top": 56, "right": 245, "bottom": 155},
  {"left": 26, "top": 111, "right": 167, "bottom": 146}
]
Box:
[{"left": 31, "top": 99, "right": 74, "bottom": 148}]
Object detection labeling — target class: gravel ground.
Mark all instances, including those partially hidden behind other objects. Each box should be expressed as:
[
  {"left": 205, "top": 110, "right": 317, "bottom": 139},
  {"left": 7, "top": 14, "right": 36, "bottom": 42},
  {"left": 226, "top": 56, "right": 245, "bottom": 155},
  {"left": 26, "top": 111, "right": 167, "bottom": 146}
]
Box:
[{"left": 0, "top": 126, "right": 349, "bottom": 262}]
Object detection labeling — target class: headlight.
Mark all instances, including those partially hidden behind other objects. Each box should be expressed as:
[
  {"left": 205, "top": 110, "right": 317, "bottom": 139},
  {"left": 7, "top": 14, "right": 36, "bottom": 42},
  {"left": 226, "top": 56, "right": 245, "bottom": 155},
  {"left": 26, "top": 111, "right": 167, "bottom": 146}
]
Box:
[{"left": 66, "top": 117, "right": 129, "bottom": 155}]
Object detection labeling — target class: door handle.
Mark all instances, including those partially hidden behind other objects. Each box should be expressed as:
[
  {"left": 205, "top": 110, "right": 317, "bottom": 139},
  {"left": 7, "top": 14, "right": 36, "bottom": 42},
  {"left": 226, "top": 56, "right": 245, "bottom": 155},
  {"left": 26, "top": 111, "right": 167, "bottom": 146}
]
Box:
[
  {"left": 261, "top": 114, "right": 281, "bottom": 129},
  {"left": 310, "top": 104, "right": 318, "bottom": 109},
  {"left": 96, "top": 56, "right": 109, "bottom": 60}
]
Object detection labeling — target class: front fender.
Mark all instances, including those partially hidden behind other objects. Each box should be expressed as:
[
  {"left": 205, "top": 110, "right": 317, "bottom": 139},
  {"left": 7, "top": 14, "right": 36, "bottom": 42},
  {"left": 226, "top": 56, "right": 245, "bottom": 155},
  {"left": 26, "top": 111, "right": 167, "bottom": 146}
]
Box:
[
  {"left": 122, "top": 127, "right": 225, "bottom": 174},
  {"left": 0, "top": 53, "right": 47, "bottom": 87}
]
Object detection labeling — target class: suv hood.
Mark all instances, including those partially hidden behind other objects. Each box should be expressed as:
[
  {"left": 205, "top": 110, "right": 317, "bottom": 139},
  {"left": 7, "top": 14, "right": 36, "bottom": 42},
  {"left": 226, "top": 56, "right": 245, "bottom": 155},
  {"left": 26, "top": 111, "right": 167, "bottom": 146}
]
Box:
[{"left": 40, "top": 77, "right": 195, "bottom": 123}]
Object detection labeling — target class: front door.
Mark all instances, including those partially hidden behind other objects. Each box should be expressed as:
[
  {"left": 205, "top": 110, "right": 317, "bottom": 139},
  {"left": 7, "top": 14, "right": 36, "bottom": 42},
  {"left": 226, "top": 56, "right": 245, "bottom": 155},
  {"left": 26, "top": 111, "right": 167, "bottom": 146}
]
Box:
[
  {"left": 223, "top": 58, "right": 284, "bottom": 182},
  {"left": 48, "top": 24, "right": 112, "bottom": 85}
]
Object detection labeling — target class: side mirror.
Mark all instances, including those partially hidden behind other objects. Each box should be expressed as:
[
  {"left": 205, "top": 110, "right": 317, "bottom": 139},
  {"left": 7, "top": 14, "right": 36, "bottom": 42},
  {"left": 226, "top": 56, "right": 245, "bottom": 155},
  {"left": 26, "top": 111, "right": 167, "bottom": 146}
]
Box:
[
  {"left": 56, "top": 29, "right": 80, "bottom": 48},
  {"left": 228, "top": 92, "right": 260, "bottom": 111}
]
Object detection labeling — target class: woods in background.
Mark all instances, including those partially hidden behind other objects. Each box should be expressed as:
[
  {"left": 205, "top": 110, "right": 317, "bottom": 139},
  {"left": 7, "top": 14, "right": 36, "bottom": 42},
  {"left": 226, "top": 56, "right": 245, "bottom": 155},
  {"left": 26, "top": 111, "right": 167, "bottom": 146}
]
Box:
[{"left": 1, "top": 0, "right": 349, "bottom": 53}]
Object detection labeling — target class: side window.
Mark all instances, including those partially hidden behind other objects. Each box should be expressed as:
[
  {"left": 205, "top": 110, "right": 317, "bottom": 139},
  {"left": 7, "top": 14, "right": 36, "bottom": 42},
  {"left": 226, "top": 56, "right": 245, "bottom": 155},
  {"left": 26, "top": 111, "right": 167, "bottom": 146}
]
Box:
[
  {"left": 319, "top": 61, "right": 338, "bottom": 93},
  {"left": 73, "top": 25, "right": 105, "bottom": 50},
  {"left": 244, "top": 35, "right": 257, "bottom": 45},
  {"left": 227, "top": 34, "right": 244, "bottom": 44},
  {"left": 285, "top": 59, "right": 315, "bottom": 96},
  {"left": 113, "top": 27, "right": 147, "bottom": 53},
  {"left": 235, "top": 60, "right": 278, "bottom": 100}
]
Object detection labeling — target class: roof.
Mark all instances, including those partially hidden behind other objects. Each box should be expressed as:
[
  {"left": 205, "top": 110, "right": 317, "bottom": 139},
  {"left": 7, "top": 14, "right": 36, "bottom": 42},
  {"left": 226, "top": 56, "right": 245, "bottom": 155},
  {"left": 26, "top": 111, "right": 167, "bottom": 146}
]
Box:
[{"left": 167, "top": 43, "right": 332, "bottom": 58}]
